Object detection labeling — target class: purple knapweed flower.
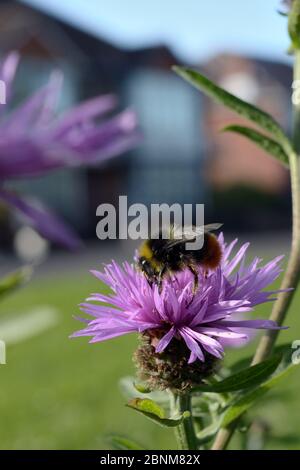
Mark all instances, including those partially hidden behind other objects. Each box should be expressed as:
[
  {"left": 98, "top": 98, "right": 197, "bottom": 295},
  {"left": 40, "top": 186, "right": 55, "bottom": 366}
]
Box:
[
  {"left": 0, "top": 52, "right": 139, "bottom": 249},
  {"left": 72, "top": 234, "right": 286, "bottom": 364}
]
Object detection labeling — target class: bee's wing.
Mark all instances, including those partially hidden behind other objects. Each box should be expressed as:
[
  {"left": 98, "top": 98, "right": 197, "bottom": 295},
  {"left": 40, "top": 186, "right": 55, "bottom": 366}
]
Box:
[
  {"left": 159, "top": 223, "right": 223, "bottom": 251},
  {"left": 203, "top": 223, "right": 223, "bottom": 232},
  {"left": 180, "top": 223, "right": 223, "bottom": 237},
  {"left": 159, "top": 225, "right": 193, "bottom": 250},
  {"left": 163, "top": 226, "right": 198, "bottom": 249}
]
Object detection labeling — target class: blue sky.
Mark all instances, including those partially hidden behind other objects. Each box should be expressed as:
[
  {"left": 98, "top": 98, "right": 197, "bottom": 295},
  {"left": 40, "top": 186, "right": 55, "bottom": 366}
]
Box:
[{"left": 20, "top": 0, "right": 291, "bottom": 64}]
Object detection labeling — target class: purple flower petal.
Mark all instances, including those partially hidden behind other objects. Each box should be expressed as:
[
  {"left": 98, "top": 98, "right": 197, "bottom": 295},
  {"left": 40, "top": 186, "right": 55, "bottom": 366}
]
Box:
[
  {"left": 180, "top": 327, "right": 205, "bottom": 363},
  {"left": 0, "top": 51, "right": 19, "bottom": 105},
  {"left": 0, "top": 52, "right": 139, "bottom": 247},
  {"left": 218, "top": 319, "right": 287, "bottom": 329},
  {"left": 155, "top": 327, "right": 176, "bottom": 353},
  {"left": 197, "top": 327, "right": 247, "bottom": 340},
  {"left": 0, "top": 188, "right": 81, "bottom": 250},
  {"left": 53, "top": 94, "right": 118, "bottom": 138}
]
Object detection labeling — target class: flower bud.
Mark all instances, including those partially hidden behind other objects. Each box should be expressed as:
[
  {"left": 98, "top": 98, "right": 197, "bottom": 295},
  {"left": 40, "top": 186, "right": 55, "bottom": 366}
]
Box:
[{"left": 134, "top": 330, "right": 219, "bottom": 393}]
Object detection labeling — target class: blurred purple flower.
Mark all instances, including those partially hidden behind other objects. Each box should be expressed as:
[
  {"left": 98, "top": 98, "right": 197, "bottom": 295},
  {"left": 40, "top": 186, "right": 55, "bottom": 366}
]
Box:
[
  {"left": 72, "top": 235, "right": 287, "bottom": 363},
  {"left": 0, "top": 52, "right": 139, "bottom": 249}
]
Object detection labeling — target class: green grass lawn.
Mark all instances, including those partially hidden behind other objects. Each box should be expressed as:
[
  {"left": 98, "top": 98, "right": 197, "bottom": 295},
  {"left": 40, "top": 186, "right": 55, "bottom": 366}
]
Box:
[{"left": 0, "top": 268, "right": 299, "bottom": 450}]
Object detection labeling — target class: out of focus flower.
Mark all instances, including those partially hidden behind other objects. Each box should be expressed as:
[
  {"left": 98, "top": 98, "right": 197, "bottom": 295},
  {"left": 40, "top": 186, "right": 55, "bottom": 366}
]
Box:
[
  {"left": 0, "top": 52, "right": 139, "bottom": 249},
  {"left": 72, "top": 235, "right": 287, "bottom": 390}
]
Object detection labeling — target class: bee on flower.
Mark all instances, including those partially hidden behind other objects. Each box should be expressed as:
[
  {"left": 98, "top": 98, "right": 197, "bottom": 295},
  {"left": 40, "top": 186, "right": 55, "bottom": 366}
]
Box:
[{"left": 72, "top": 234, "right": 286, "bottom": 391}]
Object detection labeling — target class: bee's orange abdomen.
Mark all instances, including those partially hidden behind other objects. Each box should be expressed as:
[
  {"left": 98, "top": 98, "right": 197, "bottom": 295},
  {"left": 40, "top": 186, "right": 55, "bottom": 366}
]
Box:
[{"left": 201, "top": 234, "right": 222, "bottom": 270}]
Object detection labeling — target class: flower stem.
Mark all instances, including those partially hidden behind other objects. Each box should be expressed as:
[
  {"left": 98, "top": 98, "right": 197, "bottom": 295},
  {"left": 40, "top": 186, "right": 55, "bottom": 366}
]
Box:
[
  {"left": 211, "top": 50, "right": 300, "bottom": 452},
  {"left": 173, "top": 393, "right": 198, "bottom": 450},
  {"left": 253, "top": 50, "right": 300, "bottom": 363},
  {"left": 293, "top": 49, "right": 300, "bottom": 153},
  {"left": 252, "top": 153, "right": 300, "bottom": 363}
]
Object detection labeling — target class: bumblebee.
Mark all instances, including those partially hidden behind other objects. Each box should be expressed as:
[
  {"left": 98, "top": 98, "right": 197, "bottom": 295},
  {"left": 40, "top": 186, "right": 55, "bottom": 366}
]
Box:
[{"left": 137, "top": 224, "right": 223, "bottom": 292}]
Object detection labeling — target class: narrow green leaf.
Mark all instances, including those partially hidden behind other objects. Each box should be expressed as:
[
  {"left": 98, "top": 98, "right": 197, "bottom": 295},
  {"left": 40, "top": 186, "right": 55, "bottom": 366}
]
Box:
[
  {"left": 229, "top": 343, "right": 292, "bottom": 374},
  {"left": 0, "top": 266, "right": 32, "bottom": 299},
  {"left": 223, "top": 125, "right": 289, "bottom": 167},
  {"left": 172, "top": 66, "right": 287, "bottom": 143},
  {"left": 127, "top": 398, "right": 190, "bottom": 428},
  {"left": 108, "top": 435, "right": 145, "bottom": 450},
  {"left": 0, "top": 306, "right": 58, "bottom": 345},
  {"left": 277, "top": 10, "right": 288, "bottom": 17},
  {"left": 221, "top": 363, "right": 298, "bottom": 427},
  {"left": 192, "top": 354, "right": 282, "bottom": 393}
]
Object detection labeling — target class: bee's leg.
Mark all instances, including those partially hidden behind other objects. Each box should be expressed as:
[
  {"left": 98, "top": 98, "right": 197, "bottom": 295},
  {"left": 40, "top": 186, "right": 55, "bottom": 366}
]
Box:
[
  {"left": 187, "top": 264, "right": 199, "bottom": 304},
  {"left": 142, "top": 270, "right": 154, "bottom": 288},
  {"left": 157, "top": 276, "right": 162, "bottom": 293},
  {"left": 146, "top": 277, "right": 153, "bottom": 288},
  {"left": 157, "top": 266, "right": 167, "bottom": 293}
]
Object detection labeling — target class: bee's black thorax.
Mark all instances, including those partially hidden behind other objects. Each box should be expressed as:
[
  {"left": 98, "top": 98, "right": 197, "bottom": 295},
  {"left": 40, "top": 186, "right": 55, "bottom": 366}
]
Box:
[{"left": 147, "top": 233, "right": 212, "bottom": 269}]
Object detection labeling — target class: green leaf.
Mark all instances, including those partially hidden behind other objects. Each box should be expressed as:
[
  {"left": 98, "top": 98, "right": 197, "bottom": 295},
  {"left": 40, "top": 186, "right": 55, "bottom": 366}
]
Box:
[
  {"left": 278, "top": 10, "right": 288, "bottom": 17},
  {"left": 288, "top": 0, "right": 300, "bottom": 49},
  {"left": 221, "top": 363, "right": 298, "bottom": 428},
  {"left": 0, "top": 305, "right": 58, "bottom": 346},
  {"left": 172, "top": 66, "right": 288, "bottom": 144},
  {"left": 192, "top": 354, "right": 282, "bottom": 393},
  {"left": 222, "top": 125, "right": 289, "bottom": 167},
  {"left": 108, "top": 435, "right": 145, "bottom": 450},
  {"left": 0, "top": 267, "right": 32, "bottom": 299},
  {"left": 119, "top": 376, "right": 169, "bottom": 406},
  {"left": 192, "top": 398, "right": 210, "bottom": 416},
  {"left": 229, "top": 343, "right": 292, "bottom": 374},
  {"left": 134, "top": 382, "right": 152, "bottom": 394},
  {"left": 197, "top": 418, "right": 222, "bottom": 445},
  {"left": 128, "top": 398, "right": 165, "bottom": 418},
  {"left": 127, "top": 398, "right": 190, "bottom": 428}
]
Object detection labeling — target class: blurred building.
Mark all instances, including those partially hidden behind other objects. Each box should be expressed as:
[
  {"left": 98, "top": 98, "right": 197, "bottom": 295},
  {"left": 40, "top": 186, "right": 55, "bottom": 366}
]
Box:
[
  {"left": 203, "top": 54, "right": 292, "bottom": 230},
  {"left": 125, "top": 67, "right": 205, "bottom": 209},
  {"left": 0, "top": 0, "right": 207, "bottom": 239},
  {"left": 0, "top": 0, "right": 294, "bottom": 240}
]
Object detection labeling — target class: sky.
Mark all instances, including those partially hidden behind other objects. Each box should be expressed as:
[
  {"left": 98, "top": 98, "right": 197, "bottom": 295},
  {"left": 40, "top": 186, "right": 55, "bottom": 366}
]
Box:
[{"left": 20, "top": 0, "right": 291, "bottom": 64}]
